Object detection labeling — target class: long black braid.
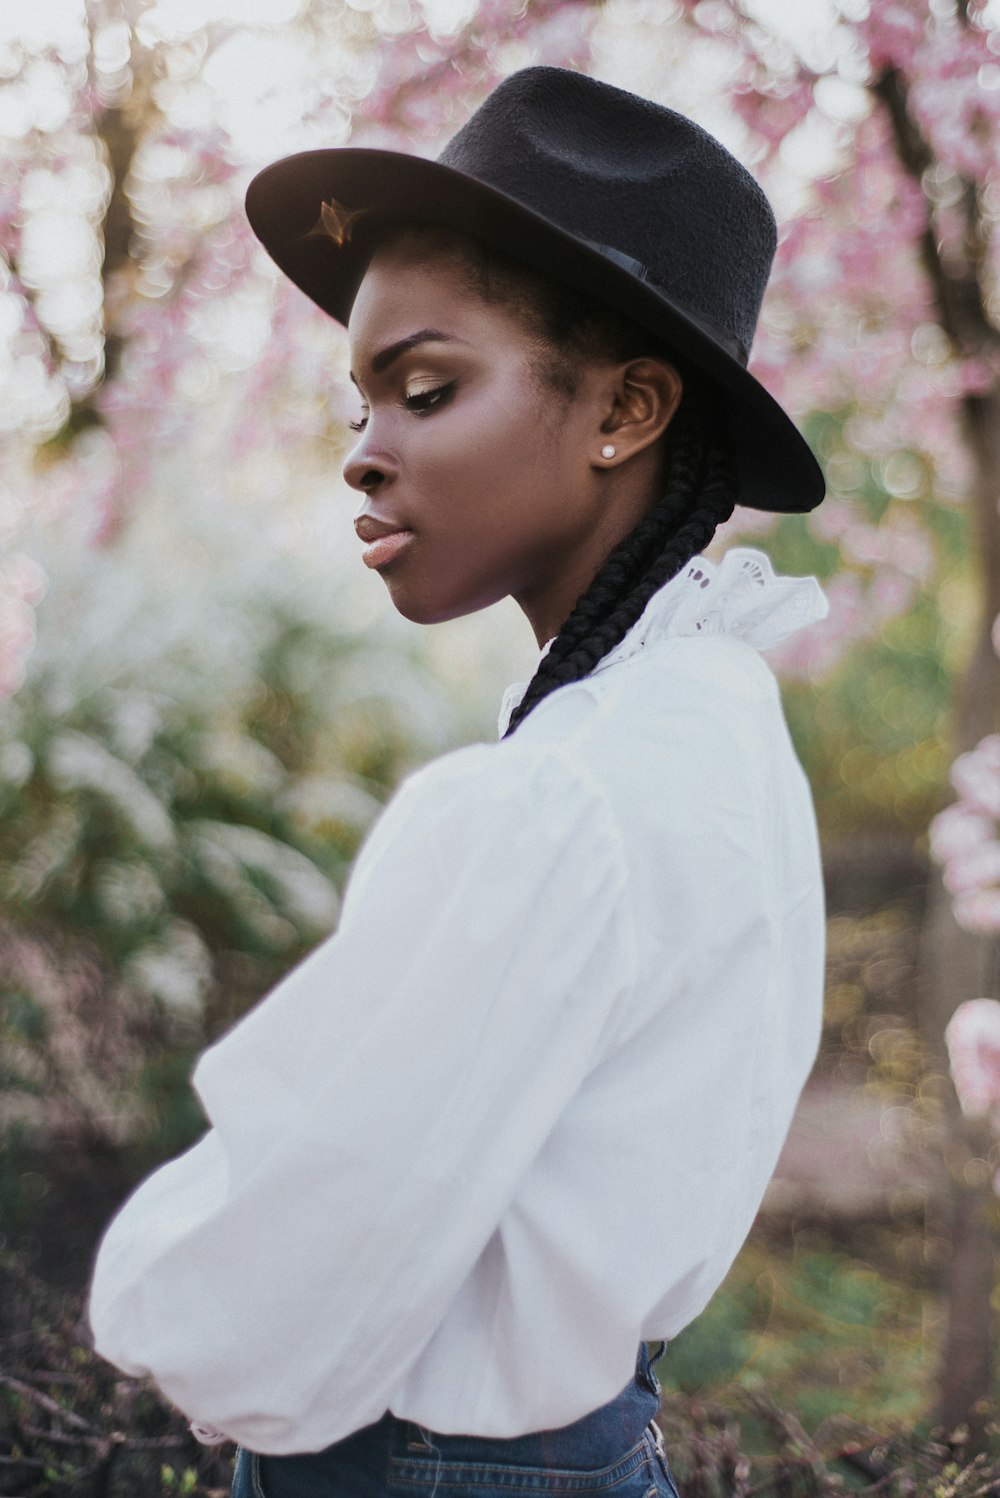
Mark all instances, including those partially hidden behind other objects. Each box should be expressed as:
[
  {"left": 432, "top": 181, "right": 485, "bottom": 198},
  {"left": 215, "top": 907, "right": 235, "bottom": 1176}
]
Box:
[
  {"left": 503, "top": 401, "right": 738, "bottom": 738},
  {"left": 364, "top": 222, "right": 741, "bottom": 739}
]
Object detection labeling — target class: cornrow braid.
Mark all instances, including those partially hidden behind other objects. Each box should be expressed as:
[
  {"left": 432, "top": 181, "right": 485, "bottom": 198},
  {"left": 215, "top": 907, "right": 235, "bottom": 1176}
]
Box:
[{"left": 502, "top": 404, "right": 738, "bottom": 739}]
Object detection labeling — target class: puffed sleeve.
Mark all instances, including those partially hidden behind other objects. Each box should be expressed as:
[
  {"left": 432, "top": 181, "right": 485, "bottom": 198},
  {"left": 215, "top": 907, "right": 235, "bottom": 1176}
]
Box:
[{"left": 86, "top": 742, "right": 637, "bottom": 1454}]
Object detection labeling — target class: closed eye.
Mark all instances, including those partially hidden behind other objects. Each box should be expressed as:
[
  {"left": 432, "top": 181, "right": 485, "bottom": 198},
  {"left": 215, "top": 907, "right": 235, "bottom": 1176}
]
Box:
[{"left": 347, "top": 381, "right": 456, "bottom": 433}]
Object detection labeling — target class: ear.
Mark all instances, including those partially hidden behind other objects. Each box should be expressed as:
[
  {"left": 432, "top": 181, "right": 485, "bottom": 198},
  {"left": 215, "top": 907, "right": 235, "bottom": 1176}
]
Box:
[{"left": 591, "top": 358, "right": 683, "bottom": 468}]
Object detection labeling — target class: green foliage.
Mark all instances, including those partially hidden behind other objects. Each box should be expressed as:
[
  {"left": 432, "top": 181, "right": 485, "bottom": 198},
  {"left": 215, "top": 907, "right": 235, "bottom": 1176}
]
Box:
[
  {"left": 659, "top": 1240, "right": 933, "bottom": 1430},
  {"left": 658, "top": 1389, "right": 1000, "bottom": 1496},
  {"left": 781, "top": 598, "right": 954, "bottom": 840},
  {"left": 0, "top": 1251, "right": 237, "bottom": 1497},
  {"left": 1, "top": 990, "right": 47, "bottom": 1046},
  {"left": 751, "top": 409, "right": 974, "bottom": 841},
  {"left": 127, "top": 1048, "right": 212, "bottom": 1170},
  {"left": 0, "top": 599, "right": 458, "bottom": 1187}
]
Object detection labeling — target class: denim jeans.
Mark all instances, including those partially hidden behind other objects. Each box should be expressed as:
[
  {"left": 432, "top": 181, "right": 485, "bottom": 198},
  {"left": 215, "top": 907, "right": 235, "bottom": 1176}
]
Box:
[{"left": 231, "top": 1341, "right": 681, "bottom": 1497}]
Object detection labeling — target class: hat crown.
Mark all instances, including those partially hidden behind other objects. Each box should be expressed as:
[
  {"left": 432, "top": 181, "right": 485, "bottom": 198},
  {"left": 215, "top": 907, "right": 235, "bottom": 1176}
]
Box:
[{"left": 438, "top": 67, "right": 777, "bottom": 365}]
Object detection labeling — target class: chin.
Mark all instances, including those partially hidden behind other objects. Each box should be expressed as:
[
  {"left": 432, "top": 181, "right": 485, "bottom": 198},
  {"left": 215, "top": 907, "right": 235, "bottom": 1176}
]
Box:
[{"left": 386, "top": 579, "right": 505, "bottom": 627}]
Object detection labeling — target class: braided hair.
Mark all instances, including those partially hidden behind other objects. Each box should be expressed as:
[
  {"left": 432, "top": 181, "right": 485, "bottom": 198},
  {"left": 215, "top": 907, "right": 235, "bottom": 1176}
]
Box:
[
  {"left": 365, "top": 223, "right": 741, "bottom": 739},
  {"left": 505, "top": 401, "right": 737, "bottom": 736}
]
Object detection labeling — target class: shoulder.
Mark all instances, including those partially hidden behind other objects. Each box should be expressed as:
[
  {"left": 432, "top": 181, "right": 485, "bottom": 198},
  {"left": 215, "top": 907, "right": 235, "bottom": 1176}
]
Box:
[
  {"left": 504, "top": 635, "right": 816, "bottom": 885},
  {"left": 512, "top": 633, "right": 789, "bottom": 780},
  {"left": 599, "top": 635, "right": 784, "bottom": 752},
  {"left": 394, "top": 734, "right": 614, "bottom": 815},
  {"left": 347, "top": 736, "right": 629, "bottom": 901},
  {"left": 644, "top": 632, "right": 781, "bottom": 700}
]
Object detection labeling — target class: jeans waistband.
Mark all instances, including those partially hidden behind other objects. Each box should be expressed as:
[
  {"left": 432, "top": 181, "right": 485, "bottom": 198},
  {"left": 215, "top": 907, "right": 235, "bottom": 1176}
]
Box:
[
  {"left": 239, "top": 1344, "right": 669, "bottom": 1498},
  {"left": 387, "top": 1340, "right": 664, "bottom": 1472}
]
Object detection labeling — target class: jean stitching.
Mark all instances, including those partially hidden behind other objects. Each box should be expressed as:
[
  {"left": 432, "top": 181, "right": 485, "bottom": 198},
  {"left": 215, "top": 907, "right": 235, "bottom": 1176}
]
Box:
[
  {"left": 388, "top": 1431, "right": 650, "bottom": 1490},
  {"left": 642, "top": 1436, "right": 660, "bottom": 1496},
  {"left": 652, "top": 1441, "right": 678, "bottom": 1494},
  {"left": 250, "top": 1450, "right": 266, "bottom": 1498}
]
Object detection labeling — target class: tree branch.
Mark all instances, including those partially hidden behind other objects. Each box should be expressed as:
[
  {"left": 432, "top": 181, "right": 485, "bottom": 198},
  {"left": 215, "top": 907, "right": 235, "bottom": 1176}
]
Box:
[
  {"left": 96, "top": 102, "right": 141, "bottom": 390},
  {"left": 872, "top": 67, "right": 1000, "bottom": 360}
]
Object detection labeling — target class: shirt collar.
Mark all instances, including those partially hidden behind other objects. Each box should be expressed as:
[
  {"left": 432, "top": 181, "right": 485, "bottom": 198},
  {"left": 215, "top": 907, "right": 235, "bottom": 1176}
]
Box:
[{"left": 497, "top": 546, "right": 829, "bottom": 738}]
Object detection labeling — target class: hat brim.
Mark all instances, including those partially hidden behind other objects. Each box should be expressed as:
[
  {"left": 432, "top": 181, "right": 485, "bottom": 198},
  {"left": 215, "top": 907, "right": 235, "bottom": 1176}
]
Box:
[{"left": 245, "top": 148, "right": 825, "bottom": 514}]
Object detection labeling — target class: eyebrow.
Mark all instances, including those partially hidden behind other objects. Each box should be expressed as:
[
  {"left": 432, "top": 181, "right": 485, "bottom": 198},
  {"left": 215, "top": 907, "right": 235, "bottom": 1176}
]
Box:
[{"left": 349, "top": 329, "right": 466, "bottom": 384}]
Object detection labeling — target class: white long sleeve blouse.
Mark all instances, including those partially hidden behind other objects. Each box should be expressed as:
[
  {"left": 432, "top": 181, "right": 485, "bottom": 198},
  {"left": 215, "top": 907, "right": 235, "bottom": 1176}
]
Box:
[{"left": 87, "top": 547, "right": 829, "bottom": 1455}]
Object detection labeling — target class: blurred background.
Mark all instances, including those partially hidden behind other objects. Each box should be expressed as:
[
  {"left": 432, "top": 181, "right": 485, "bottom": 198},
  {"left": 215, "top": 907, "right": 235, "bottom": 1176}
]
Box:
[{"left": 2, "top": 0, "right": 1000, "bottom": 1493}]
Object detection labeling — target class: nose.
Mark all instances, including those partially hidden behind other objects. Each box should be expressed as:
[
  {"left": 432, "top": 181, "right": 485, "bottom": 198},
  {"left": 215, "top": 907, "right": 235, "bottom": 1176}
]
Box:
[{"left": 343, "top": 437, "right": 397, "bottom": 494}]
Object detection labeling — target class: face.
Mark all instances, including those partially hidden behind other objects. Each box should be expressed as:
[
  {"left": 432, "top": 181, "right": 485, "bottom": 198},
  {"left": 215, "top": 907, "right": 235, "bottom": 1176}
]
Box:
[{"left": 343, "top": 243, "right": 631, "bottom": 645}]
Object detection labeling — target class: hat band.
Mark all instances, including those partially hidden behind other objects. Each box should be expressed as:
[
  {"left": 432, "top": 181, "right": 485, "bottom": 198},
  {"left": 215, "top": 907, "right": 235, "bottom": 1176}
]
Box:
[{"left": 580, "top": 239, "right": 749, "bottom": 368}]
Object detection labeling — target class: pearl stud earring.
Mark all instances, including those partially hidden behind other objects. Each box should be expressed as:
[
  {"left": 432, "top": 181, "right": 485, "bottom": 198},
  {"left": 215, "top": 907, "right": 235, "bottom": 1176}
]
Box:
[{"left": 601, "top": 444, "right": 616, "bottom": 459}]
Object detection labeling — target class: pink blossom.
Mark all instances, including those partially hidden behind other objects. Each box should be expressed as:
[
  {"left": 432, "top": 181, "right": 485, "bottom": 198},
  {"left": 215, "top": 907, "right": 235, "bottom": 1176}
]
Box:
[
  {"left": 945, "top": 999, "right": 1000, "bottom": 1120},
  {"left": 930, "top": 803, "right": 995, "bottom": 862},
  {"left": 942, "top": 840, "right": 1000, "bottom": 897},
  {"left": 954, "top": 889, "right": 1000, "bottom": 936},
  {"left": 807, "top": 499, "right": 856, "bottom": 544},
  {"left": 733, "top": 81, "right": 816, "bottom": 148},
  {"left": 932, "top": 736, "right": 1000, "bottom": 933},
  {"left": 908, "top": 25, "right": 1000, "bottom": 179},
  {"left": 869, "top": 569, "right": 915, "bottom": 623},
  {"left": 861, "top": 3, "right": 925, "bottom": 75},
  {"left": 951, "top": 736, "right": 1000, "bottom": 819},
  {"left": 4, "top": 552, "right": 48, "bottom": 608},
  {"left": 0, "top": 587, "right": 39, "bottom": 699},
  {"left": 958, "top": 357, "right": 996, "bottom": 397}
]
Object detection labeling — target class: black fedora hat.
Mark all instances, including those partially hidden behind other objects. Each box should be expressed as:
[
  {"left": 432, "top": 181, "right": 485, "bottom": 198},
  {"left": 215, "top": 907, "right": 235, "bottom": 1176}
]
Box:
[{"left": 245, "top": 66, "right": 824, "bottom": 514}]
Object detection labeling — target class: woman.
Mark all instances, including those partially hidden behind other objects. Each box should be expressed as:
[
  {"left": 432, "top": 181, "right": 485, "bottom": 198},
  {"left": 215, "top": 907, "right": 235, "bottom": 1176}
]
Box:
[{"left": 88, "top": 67, "right": 830, "bottom": 1498}]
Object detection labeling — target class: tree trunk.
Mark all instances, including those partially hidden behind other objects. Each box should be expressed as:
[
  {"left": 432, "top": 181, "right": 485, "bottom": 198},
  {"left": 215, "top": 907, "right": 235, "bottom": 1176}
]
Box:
[
  {"left": 874, "top": 59, "right": 1000, "bottom": 1441},
  {"left": 919, "top": 387, "right": 1000, "bottom": 1443},
  {"left": 920, "top": 877, "right": 1000, "bottom": 1441}
]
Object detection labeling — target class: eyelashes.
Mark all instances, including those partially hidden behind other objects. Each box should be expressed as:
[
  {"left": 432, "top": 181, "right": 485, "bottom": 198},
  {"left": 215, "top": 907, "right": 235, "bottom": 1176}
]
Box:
[{"left": 348, "top": 381, "right": 456, "bottom": 434}]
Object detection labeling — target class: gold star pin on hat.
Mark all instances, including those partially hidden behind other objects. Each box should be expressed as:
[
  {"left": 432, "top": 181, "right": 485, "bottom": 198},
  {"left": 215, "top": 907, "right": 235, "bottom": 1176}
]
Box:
[{"left": 302, "top": 197, "right": 366, "bottom": 246}]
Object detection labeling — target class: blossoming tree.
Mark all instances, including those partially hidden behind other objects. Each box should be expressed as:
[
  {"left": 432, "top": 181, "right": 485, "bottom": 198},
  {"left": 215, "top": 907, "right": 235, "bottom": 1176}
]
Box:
[
  {"left": 659, "top": 0, "right": 1000, "bottom": 1436},
  {"left": 680, "top": 0, "right": 1000, "bottom": 1435}
]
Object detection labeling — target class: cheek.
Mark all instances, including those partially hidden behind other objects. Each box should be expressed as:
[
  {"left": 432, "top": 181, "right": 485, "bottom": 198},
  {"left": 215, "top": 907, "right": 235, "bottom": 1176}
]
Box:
[
  {"left": 422, "top": 381, "right": 572, "bottom": 525},
  {"left": 376, "top": 374, "right": 583, "bottom": 621}
]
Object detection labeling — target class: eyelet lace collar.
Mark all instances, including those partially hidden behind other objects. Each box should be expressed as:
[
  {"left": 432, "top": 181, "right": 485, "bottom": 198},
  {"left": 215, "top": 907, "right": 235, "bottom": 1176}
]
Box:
[{"left": 497, "top": 547, "right": 828, "bottom": 738}]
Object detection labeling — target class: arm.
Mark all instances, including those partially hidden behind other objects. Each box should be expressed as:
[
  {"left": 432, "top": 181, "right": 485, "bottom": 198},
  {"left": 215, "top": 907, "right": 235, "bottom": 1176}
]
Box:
[{"left": 86, "top": 742, "right": 636, "bottom": 1453}]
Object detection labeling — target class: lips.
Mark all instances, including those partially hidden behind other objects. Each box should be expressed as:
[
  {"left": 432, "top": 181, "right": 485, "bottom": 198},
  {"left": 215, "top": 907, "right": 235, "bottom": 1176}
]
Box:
[
  {"left": 354, "top": 512, "right": 415, "bottom": 570},
  {"left": 354, "top": 512, "right": 410, "bottom": 543}
]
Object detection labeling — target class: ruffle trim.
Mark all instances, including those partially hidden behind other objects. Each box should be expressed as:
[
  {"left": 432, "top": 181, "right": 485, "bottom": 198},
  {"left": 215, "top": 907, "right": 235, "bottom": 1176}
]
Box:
[{"left": 497, "top": 548, "right": 828, "bottom": 738}]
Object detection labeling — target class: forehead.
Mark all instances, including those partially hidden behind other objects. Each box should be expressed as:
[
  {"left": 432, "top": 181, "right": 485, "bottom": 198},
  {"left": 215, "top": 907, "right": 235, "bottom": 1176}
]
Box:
[
  {"left": 349, "top": 250, "right": 467, "bottom": 336},
  {"left": 346, "top": 242, "right": 531, "bottom": 366}
]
